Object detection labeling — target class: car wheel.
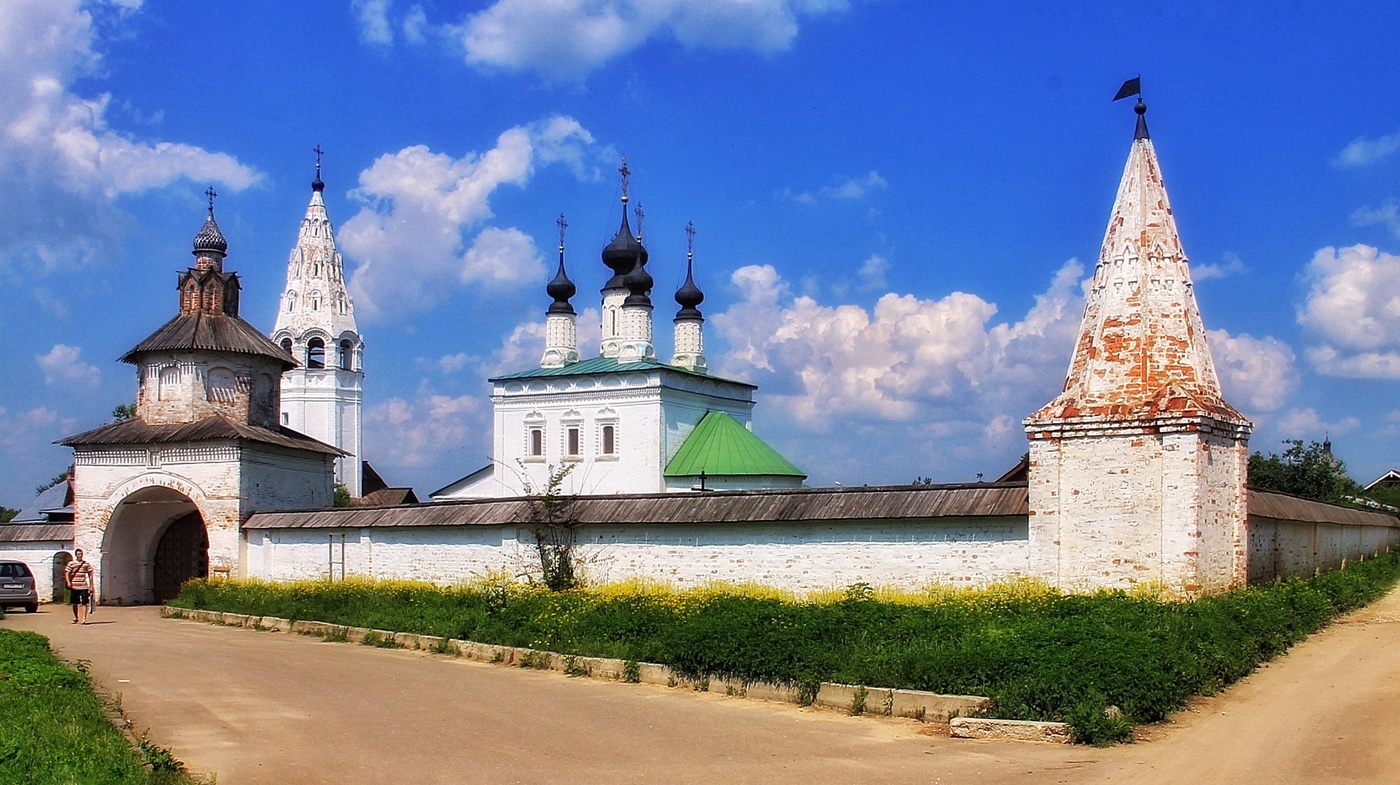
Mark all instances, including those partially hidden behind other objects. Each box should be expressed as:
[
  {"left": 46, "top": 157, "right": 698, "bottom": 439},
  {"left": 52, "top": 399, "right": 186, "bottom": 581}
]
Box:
[{"left": 24, "top": 603, "right": 38, "bottom": 613}]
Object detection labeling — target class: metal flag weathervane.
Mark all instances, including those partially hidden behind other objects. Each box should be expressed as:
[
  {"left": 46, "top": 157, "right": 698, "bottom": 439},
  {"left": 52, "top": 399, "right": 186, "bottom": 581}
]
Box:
[
  {"left": 1113, "top": 76, "right": 1150, "bottom": 140},
  {"left": 1113, "top": 76, "right": 1142, "bottom": 102}
]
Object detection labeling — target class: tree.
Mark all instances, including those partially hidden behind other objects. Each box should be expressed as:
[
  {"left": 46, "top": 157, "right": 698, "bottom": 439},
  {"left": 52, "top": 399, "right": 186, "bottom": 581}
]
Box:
[
  {"left": 0, "top": 507, "right": 19, "bottom": 523},
  {"left": 333, "top": 483, "right": 353, "bottom": 507},
  {"left": 111, "top": 402, "right": 136, "bottom": 421},
  {"left": 35, "top": 466, "right": 74, "bottom": 496},
  {"left": 1248, "top": 440, "right": 1360, "bottom": 505},
  {"left": 518, "top": 462, "right": 582, "bottom": 591}
]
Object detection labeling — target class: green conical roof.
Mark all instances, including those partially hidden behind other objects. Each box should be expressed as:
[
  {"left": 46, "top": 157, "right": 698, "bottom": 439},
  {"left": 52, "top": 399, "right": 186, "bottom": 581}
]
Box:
[{"left": 664, "top": 412, "right": 805, "bottom": 478}]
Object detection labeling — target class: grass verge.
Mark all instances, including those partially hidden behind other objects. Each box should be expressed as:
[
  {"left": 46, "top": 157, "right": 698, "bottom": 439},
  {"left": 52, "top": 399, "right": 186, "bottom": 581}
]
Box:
[
  {"left": 171, "top": 551, "right": 1400, "bottom": 744},
  {"left": 0, "top": 628, "right": 199, "bottom": 784}
]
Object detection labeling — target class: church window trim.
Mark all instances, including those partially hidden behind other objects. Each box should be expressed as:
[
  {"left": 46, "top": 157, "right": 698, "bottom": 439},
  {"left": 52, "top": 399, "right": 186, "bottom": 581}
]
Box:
[
  {"left": 339, "top": 339, "right": 354, "bottom": 372},
  {"left": 524, "top": 411, "right": 546, "bottom": 462},
  {"left": 597, "top": 408, "right": 619, "bottom": 460}
]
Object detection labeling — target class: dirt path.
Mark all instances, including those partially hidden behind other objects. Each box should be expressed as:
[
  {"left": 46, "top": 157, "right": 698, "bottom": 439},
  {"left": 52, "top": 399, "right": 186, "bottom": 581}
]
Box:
[{"left": 5, "top": 587, "right": 1399, "bottom": 784}]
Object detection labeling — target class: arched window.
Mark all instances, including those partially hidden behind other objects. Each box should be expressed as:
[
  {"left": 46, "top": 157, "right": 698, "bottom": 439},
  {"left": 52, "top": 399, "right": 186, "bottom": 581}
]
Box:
[
  {"left": 530, "top": 428, "right": 544, "bottom": 457},
  {"left": 158, "top": 365, "right": 181, "bottom": 401},
  {"left": 205, "top": 367, "right": 238, "bottom": 404},
  {"left": 567, "top": 427, "right": 581, "bottom": 457},
  {"left": 601, "top": 425, "right": 616, "bottom": 455},
  {"left": 286, "top": 293, "right": 296, "bottom": 312},
  {"left": 280, "top": 338, "right": 293, "bottom": 355},
  {"left": 339, "top": 340, "right": 353, "bottom": 371},
  {"left": 307, "top": 338, "right": 325, "bottom": 369}
]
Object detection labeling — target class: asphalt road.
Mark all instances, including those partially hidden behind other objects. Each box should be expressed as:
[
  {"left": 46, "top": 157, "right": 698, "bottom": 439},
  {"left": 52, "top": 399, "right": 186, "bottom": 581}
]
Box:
[{"left": 6, "top": 587, "right": 1400, "bottom": 785}]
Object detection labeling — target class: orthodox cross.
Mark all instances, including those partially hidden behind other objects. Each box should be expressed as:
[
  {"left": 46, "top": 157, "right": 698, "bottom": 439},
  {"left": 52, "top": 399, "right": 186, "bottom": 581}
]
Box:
[
  {"left": 556, "top": 213, "right": 568, "bottom": 252},
  {"left": 313, "top": 144, "right": 325, "bottom": 176},
  {"left": 634, "top": 202, "right": 645, "bottom": 242},
  {"left": 685, "top": 220, "right": 696, "bottom": 261},
  {"left": 618, "top": 156, "right": 630, "bottom": 202},
  {"left": 205, "top": 186, "right": 218, "bottom": 213}
]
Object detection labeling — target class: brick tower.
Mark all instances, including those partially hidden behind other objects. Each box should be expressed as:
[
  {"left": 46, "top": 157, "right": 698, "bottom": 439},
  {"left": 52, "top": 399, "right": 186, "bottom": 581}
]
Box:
[{"left": 1024, "top": 91, "right": 1253, "bottom": 594}]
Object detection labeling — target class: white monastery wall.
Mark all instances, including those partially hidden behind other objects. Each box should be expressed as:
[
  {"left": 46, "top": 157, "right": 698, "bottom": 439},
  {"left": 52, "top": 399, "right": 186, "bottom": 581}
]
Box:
[
  {"left": 0, "top": 542, "right": 70, "bottom": 603},
  {"left": 245, "top": 517, "right": 1031, "bottom": 592},
  {"left": 1247, "top": 516, "right": 1400, "bottom": 583}
]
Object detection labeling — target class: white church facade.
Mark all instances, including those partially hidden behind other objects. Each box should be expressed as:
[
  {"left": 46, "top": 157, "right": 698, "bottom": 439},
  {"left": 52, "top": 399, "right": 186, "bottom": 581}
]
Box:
[{"left": 433, "top": 164, "right": 806, "bottom": 499}]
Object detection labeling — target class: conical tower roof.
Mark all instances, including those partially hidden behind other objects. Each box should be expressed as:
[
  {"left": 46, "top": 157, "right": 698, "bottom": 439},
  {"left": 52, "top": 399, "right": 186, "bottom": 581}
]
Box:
[
  {"left": 1028, "top": 103, "right": 1248, "bottom": 427},
  {"left": 273, "top": 167, "right": 359, "bottom": 340}
]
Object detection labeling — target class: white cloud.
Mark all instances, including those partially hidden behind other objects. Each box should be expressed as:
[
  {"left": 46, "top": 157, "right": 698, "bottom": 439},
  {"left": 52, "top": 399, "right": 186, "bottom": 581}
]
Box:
[
  {"left": 711, "top": 259, "right": 1085, "bottom": 426},
  {"left": 1351, "top": 201, "right": 1400, "bottom": 238},
  {"left": 352, "top": 0, "right": 394, "bottom": 45},
  {"left": 1297, "top": 244, "right": 1400, "bottom": 378},
  {"left": 1335, "top": 130, "right": 1400, "bottom": 167},
  {"left": 1273, "top": 407, "right": 1360, "bottom": 438},
  {"left": 0, "top": 406, "right": 60, "bottom": 454},
  {"left": 481, "top": 307, "right": 602, "bottom": 377},
  {"left": 1193, "top": 251, "right": 1248, "bottom": 281},
  {"left": 780, "top": 170, "right": 887, "bottom": 204},
  {"left": 35, "top": 344, "right": 100, "bottom": 388},
  {"left": 340, "top": 115, "right": 597, "bottom": 319},
  {"left": 462, "top": 227, "right": 546, "bottom": 286},
  {"left": 856, "top": 254, "right": 888, "bottom": 291},
  {"left": 447, "top": 0, "right": 850, "bottom": 80},
  {"left": 1206, "top": 330, "right": 1297, "bottom": 412},
  {"left": 0, "top": 0, "right": 260, "bottom": 271},
  {"left": 364, "top": 393, "right": 485, "bottom": 469}
]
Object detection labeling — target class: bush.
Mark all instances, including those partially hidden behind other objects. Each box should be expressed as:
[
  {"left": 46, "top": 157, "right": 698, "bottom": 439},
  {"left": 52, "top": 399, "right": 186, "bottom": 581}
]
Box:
[{"left": 172, "top": 551, "right": 1400, "bottom": 744}]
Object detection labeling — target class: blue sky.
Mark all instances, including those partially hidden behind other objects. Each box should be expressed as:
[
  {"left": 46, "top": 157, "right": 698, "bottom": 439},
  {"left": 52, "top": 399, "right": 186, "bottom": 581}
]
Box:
[{"left": 2, "top": 0, "right": 1399, "bottom": 506}]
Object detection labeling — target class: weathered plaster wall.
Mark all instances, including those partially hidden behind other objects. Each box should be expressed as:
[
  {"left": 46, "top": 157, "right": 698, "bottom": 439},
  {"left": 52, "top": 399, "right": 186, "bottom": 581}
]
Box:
[
  {"left": 246, "top": 517, "right": 1031, "bottom": 592},
  {"left": 1247, "top": 516, "right": 1400, "bottom": 583},
  {"left": 0, "top": 542, "right": 69, "bottom": 603},
  {"left": 1029, "top": 426, "right": 1248, "bottom": 594}
]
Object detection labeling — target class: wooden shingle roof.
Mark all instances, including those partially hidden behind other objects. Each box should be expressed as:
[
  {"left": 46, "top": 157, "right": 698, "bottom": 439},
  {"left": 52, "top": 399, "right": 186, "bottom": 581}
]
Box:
[
  {"left": 244, "top": 483, "right": 1030, "bottom": 530},
  {"left": 120, "top": 313, "right": 296, "bottom": 369}
]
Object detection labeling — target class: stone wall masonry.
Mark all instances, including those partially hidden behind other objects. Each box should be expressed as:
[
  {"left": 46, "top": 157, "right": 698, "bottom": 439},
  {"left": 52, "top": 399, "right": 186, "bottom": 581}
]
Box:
[
  {"left": 949, "top": 717, "right": 1073, "bottom": 743},
  {"left": 1247, "top": 515, "right": 1400, "bottom": 584},
  {"left": 246, "top": 517, "right": 1031, "bottom": 592},
  {"left": 162, "top": 605, "right": 992, "bottom": 728}
]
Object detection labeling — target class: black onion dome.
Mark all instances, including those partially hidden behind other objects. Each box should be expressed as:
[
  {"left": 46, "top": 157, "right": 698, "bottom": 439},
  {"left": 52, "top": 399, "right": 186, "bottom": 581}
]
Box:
[
  {"left": 622, "top": 256, "right": 653, "bottom": 307},
  {"left": 675, "top": 263, "right": 704, "bottom": 320},
  {"left": 601, "top": 212, "right": 648, "bottom": 288},
  {"left": 312, "top": 172, "right": 325, "bottom": 193},
  {"left": 546, "top": 257, "right": 576, "bottom": 315},
  {"left": 192, "top": 210, "right": 228, "bottom": 256}
]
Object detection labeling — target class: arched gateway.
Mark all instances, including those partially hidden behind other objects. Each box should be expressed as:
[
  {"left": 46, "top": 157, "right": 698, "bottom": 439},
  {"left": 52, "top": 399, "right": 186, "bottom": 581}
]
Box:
[
  {"left": 100, "top": 485, "right": 209, "bottom": 604},
  {"left": 61, "top": 198, "right": 340, "bottom": 604}
]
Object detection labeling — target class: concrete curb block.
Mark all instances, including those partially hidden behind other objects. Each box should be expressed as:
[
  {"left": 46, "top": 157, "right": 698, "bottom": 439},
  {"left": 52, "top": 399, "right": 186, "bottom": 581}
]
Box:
[
  {"left": 949, "top": 717, "right": 1074, "bottom": 743},
  {"left": 164, "top": 606, "right": 995, "bottom": 730}
]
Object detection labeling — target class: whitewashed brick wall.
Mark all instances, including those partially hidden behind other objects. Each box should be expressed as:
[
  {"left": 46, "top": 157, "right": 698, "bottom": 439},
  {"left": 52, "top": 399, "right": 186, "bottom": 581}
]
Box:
[{"left": 246, "top": 517, "right": 1031, "bottom": 592}]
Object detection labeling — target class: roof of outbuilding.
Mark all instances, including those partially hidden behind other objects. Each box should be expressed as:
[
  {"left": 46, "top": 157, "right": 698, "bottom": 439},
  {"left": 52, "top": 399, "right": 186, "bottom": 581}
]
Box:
[
  {"left": 1248, "top": 488, "right": 1400, "bottom": 528},
  {"left": 120, "top": 312, "right": 296, "bottom": 368},
  {"left": 0, "top": 524, "right": 74, "bottom": 543},
  {"left": 11, "top": 481, "right": 72, "bottom": 523},
  {"left": 491, "top": 355, "right": 754, "bottom": 388},
  {"left": 244, "top": 482, "right": 1030, "bottom": 530},
  {"left": 663, "top": 411, "right": 804, "bottom": 478},
  {"left": 59, "top": 415, "right": 343, "bottom": 456}
]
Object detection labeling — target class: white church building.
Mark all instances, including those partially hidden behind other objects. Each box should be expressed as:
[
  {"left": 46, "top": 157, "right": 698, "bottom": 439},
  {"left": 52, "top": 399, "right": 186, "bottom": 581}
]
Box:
[{"left": 432, "top": 163, "right": 807, "bottom": 499}]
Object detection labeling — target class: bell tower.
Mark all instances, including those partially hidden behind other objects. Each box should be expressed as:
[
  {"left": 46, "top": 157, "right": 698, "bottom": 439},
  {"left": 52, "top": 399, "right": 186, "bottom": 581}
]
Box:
[{"left": 272, "top": 150, "right": 365, "bottom": 496}]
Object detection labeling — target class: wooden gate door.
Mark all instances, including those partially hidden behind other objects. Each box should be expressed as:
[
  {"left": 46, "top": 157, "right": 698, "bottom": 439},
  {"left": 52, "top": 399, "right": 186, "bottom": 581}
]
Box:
[{"left": 153, "top": 512, "right": 209, "bottom": 603}]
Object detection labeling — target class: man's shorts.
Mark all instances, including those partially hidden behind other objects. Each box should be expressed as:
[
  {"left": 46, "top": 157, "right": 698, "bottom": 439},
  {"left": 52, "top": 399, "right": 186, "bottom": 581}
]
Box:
[{"left": 70, "top": 589, "right": 91, "bottom": 605}]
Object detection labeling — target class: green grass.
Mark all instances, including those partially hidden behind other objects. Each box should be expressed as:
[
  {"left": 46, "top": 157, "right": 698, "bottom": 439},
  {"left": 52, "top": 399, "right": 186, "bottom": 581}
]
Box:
[
  {"left": 171, "top": 551, "right": 1400, "bottom": 744},
  {"left": 0, "top": 629, "right": 199, "bottom": 785}
]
